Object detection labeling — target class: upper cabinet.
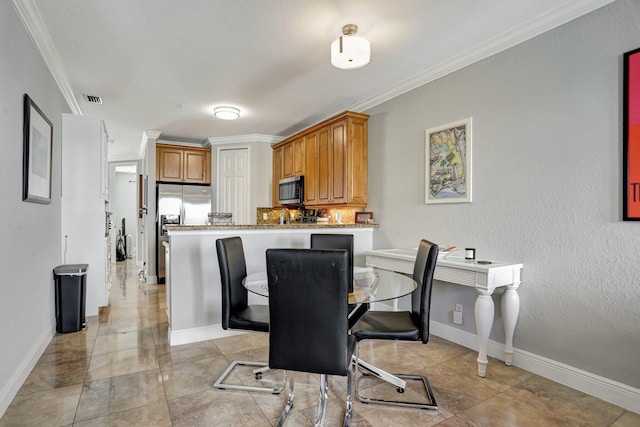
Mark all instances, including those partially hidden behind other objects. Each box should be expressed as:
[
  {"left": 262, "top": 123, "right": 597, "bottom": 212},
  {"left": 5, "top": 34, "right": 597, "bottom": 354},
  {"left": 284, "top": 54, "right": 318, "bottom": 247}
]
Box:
[
  {"left": 61, "top": 114, "right": 109, "bottom": 199},
  {"left": 156, "top": 144, "right": 211, "bottom": 184},
  {"left": 272, "top": 111, "right": 368, "bottom": 208}
]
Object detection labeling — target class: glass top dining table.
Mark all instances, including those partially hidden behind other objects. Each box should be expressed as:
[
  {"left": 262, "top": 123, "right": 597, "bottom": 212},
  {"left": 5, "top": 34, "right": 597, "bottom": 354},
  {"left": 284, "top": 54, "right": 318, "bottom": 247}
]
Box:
[{"left": 243, "top": 266, "right": 417, "bottom": 304}]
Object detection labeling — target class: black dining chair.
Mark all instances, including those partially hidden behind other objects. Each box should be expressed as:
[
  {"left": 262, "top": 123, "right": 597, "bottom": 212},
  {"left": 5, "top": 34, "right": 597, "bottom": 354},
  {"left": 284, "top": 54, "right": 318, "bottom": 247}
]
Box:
[
  {"left": 266, "top": 248, "right": 356, "bottom": 426},
  {"left": 310, "top": 233, "right": 368, "bottom": 328},
  {"left": 213, "top": 236, "right": 285, "bottom": 393},
  {"left": 351, "top": 239, "right": 439, "bottom": 410}
]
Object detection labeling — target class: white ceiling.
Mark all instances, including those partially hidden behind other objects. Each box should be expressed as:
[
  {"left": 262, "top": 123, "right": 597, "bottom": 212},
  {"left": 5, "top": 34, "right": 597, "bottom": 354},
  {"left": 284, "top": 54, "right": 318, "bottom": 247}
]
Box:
[{"left": 17, "top": 0, "right": 614, "bottom": 160}]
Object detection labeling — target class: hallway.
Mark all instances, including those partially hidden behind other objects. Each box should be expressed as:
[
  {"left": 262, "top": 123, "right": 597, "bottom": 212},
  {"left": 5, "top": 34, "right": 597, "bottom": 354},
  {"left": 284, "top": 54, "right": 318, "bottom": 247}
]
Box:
[{"left": 1, "top": 259, "right": 638, "bottom": 426}]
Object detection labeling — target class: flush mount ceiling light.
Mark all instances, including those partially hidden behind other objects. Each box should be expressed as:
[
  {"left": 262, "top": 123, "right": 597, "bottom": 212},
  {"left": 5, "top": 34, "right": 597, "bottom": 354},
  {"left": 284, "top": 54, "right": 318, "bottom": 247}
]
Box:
[
  {"left": 213, "top": 106, "right": 240, "bottom": 120},
  {"left": 331, "top": 24, "right": 370, "bottom": 70}
]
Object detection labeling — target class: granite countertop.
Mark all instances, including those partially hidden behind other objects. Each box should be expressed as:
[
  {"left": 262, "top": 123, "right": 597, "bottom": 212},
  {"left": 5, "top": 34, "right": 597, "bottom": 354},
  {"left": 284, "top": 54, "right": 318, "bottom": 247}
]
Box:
[{"left": 165, "top": 223, "right": 378, "bottom": 231}]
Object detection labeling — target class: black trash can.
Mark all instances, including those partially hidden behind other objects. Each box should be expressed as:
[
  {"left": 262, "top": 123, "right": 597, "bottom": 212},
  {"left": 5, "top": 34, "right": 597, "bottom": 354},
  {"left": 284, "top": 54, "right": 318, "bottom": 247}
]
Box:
[{"left": 53, "top": 264, "right": 88, "bottom": 333}]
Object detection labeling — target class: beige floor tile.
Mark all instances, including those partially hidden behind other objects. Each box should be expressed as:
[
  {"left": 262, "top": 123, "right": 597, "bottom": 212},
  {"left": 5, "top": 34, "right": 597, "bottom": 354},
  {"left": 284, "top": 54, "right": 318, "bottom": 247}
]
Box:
[
  {"left": 72, "top": 401, "right": 172, "bottom": 427},
  {"left": 611, "top": 411, "right": 640, "bottom": 427},
  {"left": 160, "top": 356, "right": 230, "bottom": 400},
  {"left": 463, "top": 393, "right": 567, "bottom": 426},
  {"left": 86, "top": 347, "right": 158, "bottom": 381},
  {"left": 445, "top": 351, "right": 533, "bottom": 391},
  {"left": 167, "top": 388, "right": 270, "bottom": 426},
  {"left": 509, "top": 375, "right": 625, "bottom": 426},
  {"left": 0, "top": 384, "right": 82, "bottom": 427},
  {"left": 75, "top": 368, "right": 166, "bottom": 422},
  {"left": 155, "top": 338, "right": 222, "bottom": 366},
  {"left": 17, "top": 355, "right": 89, "bottom": 395},
  {"left": 92, "top": 328, "right": 155, "bottom": 355},
  {"left": 213, "top": 331, "right": 269, "bottom": 355}
]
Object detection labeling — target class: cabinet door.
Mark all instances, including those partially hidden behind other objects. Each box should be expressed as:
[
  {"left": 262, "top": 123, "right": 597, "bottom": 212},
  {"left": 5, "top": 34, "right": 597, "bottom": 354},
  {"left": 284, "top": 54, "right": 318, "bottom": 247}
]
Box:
[
  {"left": 348, "top": 117, "right": 368, "bottom": 204},
  {"left": 183, "top": 149, "right": 210, "bottom": 184},
  {"left": 282, "top": 142, "right": 294, "bottom": 177},
  {"left": 157, "top": 146, "right": 183, "bottom": 182},
  {"left": 292, "top": 137, "right": 305, "bottom": 176},
  {"left": 316, "top": 126, "right": 332, "bottom": 205},
  {"left": 272, "top": 146, "right": 284, "bottom": 206},
  {"left": 281, "top": 138, "right": 305, "bottom": 179},
  {"left": 304, "top": 134, "right": 318, "bottom": 205},
  {"left": 330, "top": 120, "right": 348, "bottom": 204}
]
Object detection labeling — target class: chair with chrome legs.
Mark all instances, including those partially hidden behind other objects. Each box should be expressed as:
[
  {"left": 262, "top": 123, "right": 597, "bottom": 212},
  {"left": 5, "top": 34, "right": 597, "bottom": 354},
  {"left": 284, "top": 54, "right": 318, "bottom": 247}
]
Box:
[
  {"left": 351, "top": 239, "right": 439, "bottom": 410},
  {"left": 213, "top": 236, "right": 285, "bottom": 393},
  {"left": 266, "top": 248, "right": 356, "bottom": 426},
  {"left": 310, "top": 233, "right": 368, "bottom": 328}
]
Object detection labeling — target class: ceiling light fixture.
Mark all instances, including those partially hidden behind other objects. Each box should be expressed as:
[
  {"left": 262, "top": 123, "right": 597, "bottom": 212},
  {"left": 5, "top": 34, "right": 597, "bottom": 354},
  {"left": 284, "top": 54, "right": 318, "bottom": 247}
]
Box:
[
  {"left": 331, "top": 24, "right": 370, "bottom": 70},
  {"left": 213, "top": 106, "right": 240, "bottom": 120}
]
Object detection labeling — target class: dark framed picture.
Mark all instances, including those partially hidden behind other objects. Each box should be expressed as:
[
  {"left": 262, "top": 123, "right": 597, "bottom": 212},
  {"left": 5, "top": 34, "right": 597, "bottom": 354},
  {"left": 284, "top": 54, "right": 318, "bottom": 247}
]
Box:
[
  {"left": 23, "top": 94, "right": 53, "bottom": 204},
  {"left": 355, "top": 211, "right": 373, "bottom": 224},
  {"left": 624, "top": 47, "right": 640, "bottom": 220}
]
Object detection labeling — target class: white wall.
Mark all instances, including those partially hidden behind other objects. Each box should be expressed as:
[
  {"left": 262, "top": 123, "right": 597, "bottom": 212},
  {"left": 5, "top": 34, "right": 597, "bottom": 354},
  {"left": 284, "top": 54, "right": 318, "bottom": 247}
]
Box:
[
  {"left": 111, "top": 169, "right": 138, "bottom": 255},
  {"left": 0, "top": 1, "right": 71, "bottom": 415},
  {"left": 365, "top": 0, "right": 640, "bottom": 391}
]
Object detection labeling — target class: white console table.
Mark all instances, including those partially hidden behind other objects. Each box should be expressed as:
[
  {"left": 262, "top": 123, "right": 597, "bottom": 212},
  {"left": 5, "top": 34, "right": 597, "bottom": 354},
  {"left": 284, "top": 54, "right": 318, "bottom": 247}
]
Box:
[{"left": 364, "top": 249, "right": 523, "bottom": 377}]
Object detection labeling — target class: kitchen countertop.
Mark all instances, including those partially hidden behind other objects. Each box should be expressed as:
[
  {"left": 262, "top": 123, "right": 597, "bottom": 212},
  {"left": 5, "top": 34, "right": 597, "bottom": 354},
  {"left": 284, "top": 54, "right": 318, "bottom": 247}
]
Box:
[{"left": 166, "top": 223, "right": 378, "bottom": 231}]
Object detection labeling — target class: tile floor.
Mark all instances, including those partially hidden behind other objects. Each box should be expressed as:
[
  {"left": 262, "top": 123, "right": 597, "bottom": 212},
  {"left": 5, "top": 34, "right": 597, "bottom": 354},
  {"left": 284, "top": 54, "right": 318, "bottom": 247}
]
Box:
[{"left": 1, "top": 258, "right": 639, "bottom": 426}]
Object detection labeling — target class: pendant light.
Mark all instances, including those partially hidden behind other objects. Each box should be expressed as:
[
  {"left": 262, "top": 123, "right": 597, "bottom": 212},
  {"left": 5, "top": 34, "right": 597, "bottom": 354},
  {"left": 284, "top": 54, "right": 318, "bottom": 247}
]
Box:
[{"left": 331, "top": 24, "right": 370, "bottom": 70}]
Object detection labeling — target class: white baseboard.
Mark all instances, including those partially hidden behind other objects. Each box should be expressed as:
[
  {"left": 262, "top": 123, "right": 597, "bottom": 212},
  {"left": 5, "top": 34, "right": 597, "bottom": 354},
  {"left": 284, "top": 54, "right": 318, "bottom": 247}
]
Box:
[
  {"left": 430, "top": 321, "right": 640, "bottom": 414},
  {"left": 0, "top": 327, "right": 54, "bottom": 418},
  {"left": 169, "top": 324, "right": 245, "bottom": 346}
]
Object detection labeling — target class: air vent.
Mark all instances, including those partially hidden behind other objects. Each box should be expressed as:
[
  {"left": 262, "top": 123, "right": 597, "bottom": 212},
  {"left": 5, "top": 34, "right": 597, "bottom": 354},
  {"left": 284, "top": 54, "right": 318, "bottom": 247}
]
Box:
[{"left": 83, "top": 94, "right": 103, "bottom": 104}]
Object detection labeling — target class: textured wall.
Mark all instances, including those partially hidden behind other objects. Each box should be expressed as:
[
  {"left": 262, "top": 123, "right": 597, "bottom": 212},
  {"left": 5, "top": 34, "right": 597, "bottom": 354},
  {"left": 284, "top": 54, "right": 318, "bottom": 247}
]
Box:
[
  {"left": 365, "top": 0, "right": 640, "bottom": 388},
  {"left": 0, "top": 1, "right": 71, "bottom": 413}
]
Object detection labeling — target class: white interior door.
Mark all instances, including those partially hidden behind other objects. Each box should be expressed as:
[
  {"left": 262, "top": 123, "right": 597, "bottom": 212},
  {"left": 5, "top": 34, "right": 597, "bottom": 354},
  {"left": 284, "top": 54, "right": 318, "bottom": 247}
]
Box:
[{"left": 219, "top": 148, "right": 249, "bottom": 225}]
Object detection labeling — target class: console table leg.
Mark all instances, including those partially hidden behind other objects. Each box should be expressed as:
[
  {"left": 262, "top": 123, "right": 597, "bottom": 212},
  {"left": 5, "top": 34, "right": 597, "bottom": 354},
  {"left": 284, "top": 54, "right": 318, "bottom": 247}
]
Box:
[
  {"left": 474, "top": 289, "right": 495, "bottom": 377},
  {"left": 501, "top": 283, "right": 520, "bottom": 366}
]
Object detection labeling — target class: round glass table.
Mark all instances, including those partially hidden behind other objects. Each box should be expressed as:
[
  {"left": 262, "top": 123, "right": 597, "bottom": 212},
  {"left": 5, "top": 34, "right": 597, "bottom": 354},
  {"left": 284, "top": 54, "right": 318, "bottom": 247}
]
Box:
[{"left": 243, "top": 266, "right": 417, "bottom": 304}]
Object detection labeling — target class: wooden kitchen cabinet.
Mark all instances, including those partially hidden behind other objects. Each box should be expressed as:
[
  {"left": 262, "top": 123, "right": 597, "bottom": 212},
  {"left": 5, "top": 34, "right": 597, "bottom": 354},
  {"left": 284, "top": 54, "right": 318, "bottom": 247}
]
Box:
[
  {"left": 281, "top": 136, "right": 305, "bottom": 178},
  {"left": 156, "top": 144, "right": 211, "bottom": 184},
  {"left": 272, "top": 111, "right": 368, "bottom": 208},
  {"left": 272, "top": 145, "right": 284, "bottom": 205}
]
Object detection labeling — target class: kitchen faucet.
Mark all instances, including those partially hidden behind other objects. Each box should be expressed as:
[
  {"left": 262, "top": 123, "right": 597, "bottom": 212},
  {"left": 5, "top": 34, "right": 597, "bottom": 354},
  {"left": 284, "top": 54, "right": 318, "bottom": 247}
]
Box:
[{"left": 280, "top": 207, "right": 291, "bottom": 224}]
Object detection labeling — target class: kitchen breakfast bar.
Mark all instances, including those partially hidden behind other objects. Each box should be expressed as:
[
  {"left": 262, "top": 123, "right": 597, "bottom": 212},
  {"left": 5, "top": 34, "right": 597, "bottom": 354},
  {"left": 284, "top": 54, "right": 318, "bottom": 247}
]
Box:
[{"left": 163, "top": 224, "right": 376, "bottom": 346}]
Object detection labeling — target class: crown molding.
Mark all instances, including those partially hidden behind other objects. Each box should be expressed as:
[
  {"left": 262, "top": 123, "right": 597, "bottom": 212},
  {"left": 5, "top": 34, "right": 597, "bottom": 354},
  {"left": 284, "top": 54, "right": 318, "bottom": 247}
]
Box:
[
  {"left": 12, "top": 0, "right": 82, "bottom": 115},
  {"left": 350, "top": 0, "right": 617, "bottom": 112},
  {"left": 137, "top": 130, "right": 161, "bottom": 159},
  {"left": 207, "top": 134, "right": 284, "bottom": 146}
]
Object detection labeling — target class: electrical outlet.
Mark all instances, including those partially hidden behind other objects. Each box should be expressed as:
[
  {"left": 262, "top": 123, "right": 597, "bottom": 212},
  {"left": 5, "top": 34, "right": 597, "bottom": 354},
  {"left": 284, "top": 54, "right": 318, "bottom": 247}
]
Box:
[
  {"left": 453, "top": 303, "right": 463, "bottom": 324},
  {"left": 262, "top": 213, "right": 268, "bottom": 220}
]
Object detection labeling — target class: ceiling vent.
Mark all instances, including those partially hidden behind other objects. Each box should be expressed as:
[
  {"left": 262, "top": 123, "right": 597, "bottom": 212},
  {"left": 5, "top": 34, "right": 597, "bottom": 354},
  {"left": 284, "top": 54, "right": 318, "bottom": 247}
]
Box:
[{"left": 83, "top": 94, "right": 103, "bottom": 104}]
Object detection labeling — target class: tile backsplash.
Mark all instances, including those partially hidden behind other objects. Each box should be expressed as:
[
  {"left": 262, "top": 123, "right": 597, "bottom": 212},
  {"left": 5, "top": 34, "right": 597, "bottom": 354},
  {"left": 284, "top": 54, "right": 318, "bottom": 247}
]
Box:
[{"left": 256, "top": 207, "right": 369, "bottom": 225}]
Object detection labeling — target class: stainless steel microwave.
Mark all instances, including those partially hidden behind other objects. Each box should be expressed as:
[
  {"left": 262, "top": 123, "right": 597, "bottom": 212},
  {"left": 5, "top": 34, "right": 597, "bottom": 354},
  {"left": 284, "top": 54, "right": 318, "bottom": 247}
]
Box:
[{"left": 278, "top": 176, "right": 304, "bottom": 205}]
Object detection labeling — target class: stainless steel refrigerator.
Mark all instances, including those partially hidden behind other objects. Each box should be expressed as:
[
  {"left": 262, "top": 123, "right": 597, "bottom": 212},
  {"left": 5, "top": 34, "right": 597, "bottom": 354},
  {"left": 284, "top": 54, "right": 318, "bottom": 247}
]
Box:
[{"left": 157, "top": 183, "right": 212, "bottom": 282}]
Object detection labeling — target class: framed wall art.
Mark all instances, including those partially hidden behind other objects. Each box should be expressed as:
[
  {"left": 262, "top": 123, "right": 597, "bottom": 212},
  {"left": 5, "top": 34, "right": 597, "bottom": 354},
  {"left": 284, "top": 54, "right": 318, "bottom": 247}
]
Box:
[
  {"left": 23, "top": 94, "right": 53, "bottom": 204},
  {"left": 425, "top": 117, "right": 472, "bottom": 204},
  {"left": 355, "top": 211, "right": 373, "bottom": 224},
  {"left": 623, "top": 47, "right": 640, "bottom": 220}
]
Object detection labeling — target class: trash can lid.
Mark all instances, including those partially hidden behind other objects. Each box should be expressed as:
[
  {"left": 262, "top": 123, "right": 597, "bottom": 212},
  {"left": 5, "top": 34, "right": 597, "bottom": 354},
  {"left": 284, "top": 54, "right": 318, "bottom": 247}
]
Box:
[{"left": 54, "top": 264, "right": 89, "bottom": 275}]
